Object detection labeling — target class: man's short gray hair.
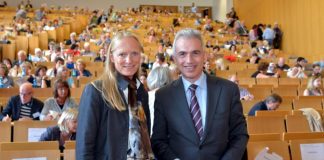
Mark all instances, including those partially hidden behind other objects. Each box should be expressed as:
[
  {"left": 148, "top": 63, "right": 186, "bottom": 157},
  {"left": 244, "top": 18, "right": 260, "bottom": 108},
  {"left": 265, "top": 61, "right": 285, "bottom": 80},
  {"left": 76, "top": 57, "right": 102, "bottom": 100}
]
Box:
[
  {"left": 172, "top": 28, "right": 204, "bottom": 56},
  {"left": 265, "top": 93, "right": 282, "bottom": 104},
  {"left": 147, "top": 66, "right": 173, "bottom": 90}
]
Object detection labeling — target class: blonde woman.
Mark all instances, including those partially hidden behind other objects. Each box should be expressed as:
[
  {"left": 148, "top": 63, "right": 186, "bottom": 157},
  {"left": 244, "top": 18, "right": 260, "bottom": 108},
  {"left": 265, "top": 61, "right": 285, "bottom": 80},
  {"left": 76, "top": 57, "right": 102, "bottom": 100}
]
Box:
[
  {"left": 39, "top": 108, "right": 78, "bottom": 151},
  {"left": 303, "top": 75, "right": 323, "bottom": 96},
  {"left": 76, "top": 31, "right": 153, "bottom": 159}
]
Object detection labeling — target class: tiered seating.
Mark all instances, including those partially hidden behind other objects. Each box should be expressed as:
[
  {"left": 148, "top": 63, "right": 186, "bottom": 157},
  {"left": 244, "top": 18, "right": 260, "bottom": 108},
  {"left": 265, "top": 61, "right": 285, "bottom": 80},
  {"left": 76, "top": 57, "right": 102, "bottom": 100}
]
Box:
[{"left": 0, "top": 141, "right": 60, "bottom": 160}]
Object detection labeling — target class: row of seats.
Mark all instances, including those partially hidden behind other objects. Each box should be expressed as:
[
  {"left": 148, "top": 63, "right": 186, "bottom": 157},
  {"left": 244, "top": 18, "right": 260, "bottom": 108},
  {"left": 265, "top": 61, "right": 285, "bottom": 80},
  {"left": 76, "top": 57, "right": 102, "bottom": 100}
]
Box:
[
  {"left": 248, "top": 137, "right": 324, "bottom": 160},
  {"left": 0, "top": 141, "right": 75, "bottom": 160},
  {"left": 242, "top": 97, "right": 324, "bottom": 114},
  {"left": 247, "top": 112, "right": 315, "bottom": 134}
]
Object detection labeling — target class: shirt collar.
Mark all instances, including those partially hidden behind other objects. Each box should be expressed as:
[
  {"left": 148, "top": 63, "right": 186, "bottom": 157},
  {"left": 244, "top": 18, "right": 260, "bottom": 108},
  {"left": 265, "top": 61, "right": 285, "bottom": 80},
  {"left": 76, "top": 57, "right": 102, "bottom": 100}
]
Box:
[
  {"left": 182, "top": 72, "right": 207, "bottom": 91},
  {"left": 116, "top": 72, "right": 141, "bottom": 91}
]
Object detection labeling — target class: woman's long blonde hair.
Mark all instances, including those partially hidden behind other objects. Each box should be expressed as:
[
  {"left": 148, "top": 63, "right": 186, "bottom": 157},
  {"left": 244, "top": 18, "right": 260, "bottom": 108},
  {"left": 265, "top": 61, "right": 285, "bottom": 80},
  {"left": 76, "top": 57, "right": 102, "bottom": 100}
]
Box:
[{"left": 96, "top": 31, "right": 143, "bottom": 111}]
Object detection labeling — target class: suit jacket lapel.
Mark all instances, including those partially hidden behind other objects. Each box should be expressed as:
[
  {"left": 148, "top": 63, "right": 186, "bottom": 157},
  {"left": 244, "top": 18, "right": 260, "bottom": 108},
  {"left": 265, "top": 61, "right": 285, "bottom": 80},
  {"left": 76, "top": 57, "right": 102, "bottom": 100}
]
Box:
[
  {"left": 172, "top": 78, "right": 200, "bottom": 142},
  {"left": 201, "top": 75, "right": 222, "bottom": 143}
]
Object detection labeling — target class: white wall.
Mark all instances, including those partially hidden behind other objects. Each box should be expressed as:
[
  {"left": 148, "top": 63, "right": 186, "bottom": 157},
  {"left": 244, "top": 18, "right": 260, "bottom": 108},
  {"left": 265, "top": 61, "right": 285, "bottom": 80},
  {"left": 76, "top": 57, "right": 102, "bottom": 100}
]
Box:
[{"left": 8, "top": 0, "right": 233, "bottom": 21}]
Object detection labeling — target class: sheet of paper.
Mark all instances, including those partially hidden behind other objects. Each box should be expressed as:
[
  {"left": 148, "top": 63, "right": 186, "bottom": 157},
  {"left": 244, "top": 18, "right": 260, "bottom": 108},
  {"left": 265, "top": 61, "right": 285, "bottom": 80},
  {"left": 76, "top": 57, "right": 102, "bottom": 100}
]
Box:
[
  {"left": 28, "top": 128, "right": 47, "bottom": 142},
  {"left": 13, "top": 157, "right": 47, "bottom": 160},
  {"left": 300, "top": 143, "right": 324, "bottom": 160},
  {"left": 255, "top": 147, "right": 283, "bottom": 160}
]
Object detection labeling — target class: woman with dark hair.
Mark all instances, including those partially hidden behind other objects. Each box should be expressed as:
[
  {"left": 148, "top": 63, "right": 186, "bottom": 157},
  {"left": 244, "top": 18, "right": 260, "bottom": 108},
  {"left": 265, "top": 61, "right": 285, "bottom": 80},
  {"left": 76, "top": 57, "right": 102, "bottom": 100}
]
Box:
[
  {"left": 27, "top": 65, "right": 50, "bottom": 88},
  {"left": 251, "top": 62, "right": 279, "bottom": 78},
  {"left": 0, "top": 63, "right": 14, "bottom": 88},
  {"left": 40, "top": 79, "right": 78, "bottom": 121}
]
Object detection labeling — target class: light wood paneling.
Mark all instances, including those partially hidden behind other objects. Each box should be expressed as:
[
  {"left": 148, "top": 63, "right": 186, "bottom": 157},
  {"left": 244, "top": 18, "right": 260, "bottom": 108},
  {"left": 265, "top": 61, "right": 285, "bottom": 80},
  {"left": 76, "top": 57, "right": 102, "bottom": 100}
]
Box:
[{"left": 234, "top": 0, "right": 324, "bottom": 61}]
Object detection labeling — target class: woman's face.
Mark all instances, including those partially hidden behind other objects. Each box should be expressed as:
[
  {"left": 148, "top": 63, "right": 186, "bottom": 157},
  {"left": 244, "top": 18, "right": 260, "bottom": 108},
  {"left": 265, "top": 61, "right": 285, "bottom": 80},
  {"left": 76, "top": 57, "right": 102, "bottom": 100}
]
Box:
[
  {"left": 66, "top": 119, "right": 77, "bottom": 133},
  {"left": 110, "top": 37, "right": 142, "bottom": 79},
  {"left": 3, "top": 60, "right": 11, "bottom": 69},
  {"left": 313, "top": 78, "right": 322, "bottom": 88},
  {"left": 38, "top": 68, "right": 46, "bottom": 77},
  {"left": 77, "top": 63, "right": 85, "bottom": 71},
  {"left": 57, "top": 85, "right": 69, "bottom": 98}
]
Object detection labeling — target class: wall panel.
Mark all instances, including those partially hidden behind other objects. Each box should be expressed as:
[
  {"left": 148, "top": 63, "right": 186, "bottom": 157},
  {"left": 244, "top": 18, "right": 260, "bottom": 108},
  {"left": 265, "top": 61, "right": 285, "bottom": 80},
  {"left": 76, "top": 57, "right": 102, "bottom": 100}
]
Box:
[{"left": 234, "top": 0, "right": 324, "bottom": 61}]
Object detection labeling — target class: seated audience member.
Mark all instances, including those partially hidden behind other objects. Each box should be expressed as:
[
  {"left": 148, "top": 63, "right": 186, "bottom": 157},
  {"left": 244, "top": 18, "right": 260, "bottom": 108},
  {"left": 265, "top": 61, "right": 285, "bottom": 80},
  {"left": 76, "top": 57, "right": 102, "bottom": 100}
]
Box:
[
  {"left": 2, "top": 58, "right": 13, "bottom": 71},
  {"left": 94, "top": 48, "right": 106, "bottom": 62},
  {"left": 152, "top": 53, "right": 168, "bottom": 70},
  {"left": 251, "top": 62, "right": 279, "bottom": 78},
  {"left": 50, "top": 45, "right": 64, "bottom": 62},
  {"left": 246, "top": 53, "right": 261, "bottom": 64},
  {"left": 65, "top": 54, "right": 75, "bottom": 70},
  {"left": 40, "top": 79, "right": 78, "bottom": 121},
  {"left": 65, "top": 32, "right": 78, "bottom": 45},
  {"left": 44, "top": 41, "right": 56, "bottom": 57},
  {"left": 276, "top": 57, "right": 290, "bottom": 71},
  {"left": 47, "top": 57, "right": 64, "bottom": 78},
  {"left": 248, "top": 93, "right": 282, "bottom": 116},
  {"left": 65, "top": 43, "right": 80, "bottom": 57},
  {"left": 214, "top": 58, "right": 227, "bottom": 71},
  {"left": 146, "top": 66, "right": 173, "bottom": 134},
  {"left": 30, "top": 65, "right": 51, "bottom": 88},
  {"left": 303, "top": 75, "right": 323, "bottom": 96},
  {"left": 13, "top": 50, "right": 32, "bottom": 67},
  {"left": 203, "top": 61, "right": 215, "bottom": 75},
  {"left": 308, "top": 64, "right": 322, "bottom": 77},
  {"left": 57, "top": 66, "right": 76, "bottom": 88},
  {"left": 39, "top": 108, "right": 78, "bottom": 151},
  {"left": 267, "top": 62, "right": 277, "bottom": 75},
  {"left": 314, "top": 58, "right": 324, "bottom": 70},
  {"left": 296, "top": 57, "right": 307, "bottom": 70},
  {"left": 31, "top": 48, "right": 48, "bottom": 62},
  {"left": 229, "top": 74, "right": 254, "bottom": 100},
  {"left": 81, "top": 42, "right": 96, "bottom": 57},
  {"left": 73, "top": 59, "right": 92, "bottom": 78},
  {"left": 0, "top": 63, "right": 14, "bottom": 88},
  {"left": 287, "top": 64, "right": 308, "bottom": 78},
  {"left": 168, "top": 63, "right": 180, "bottom": 80},
  {"left": 0, "top": 82, "right": 44, "bottom": 121}
]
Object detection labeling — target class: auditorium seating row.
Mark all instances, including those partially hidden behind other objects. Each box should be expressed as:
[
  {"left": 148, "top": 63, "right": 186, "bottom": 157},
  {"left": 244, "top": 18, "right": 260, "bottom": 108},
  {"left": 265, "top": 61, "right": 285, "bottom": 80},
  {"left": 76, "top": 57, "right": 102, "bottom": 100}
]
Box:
[
  {"left": 0, "top": 141, "right": 75, "bottom": 160},
  {"left": 242, "top": 97, "right": 324, "bottom": 114}
]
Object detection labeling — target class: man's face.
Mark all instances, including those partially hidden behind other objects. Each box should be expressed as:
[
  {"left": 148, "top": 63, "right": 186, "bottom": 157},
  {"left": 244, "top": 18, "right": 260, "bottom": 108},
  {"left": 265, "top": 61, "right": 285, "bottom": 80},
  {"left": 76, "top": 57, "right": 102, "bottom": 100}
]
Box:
[
  {"left": 20, "top": 85, "right": 33, "bottom": 104},
  {"left": 173, "top": 37, "right": 206, "bottom": 83},
  {"left": 266, "top": 102, "right": 280, "bottom": 110}
]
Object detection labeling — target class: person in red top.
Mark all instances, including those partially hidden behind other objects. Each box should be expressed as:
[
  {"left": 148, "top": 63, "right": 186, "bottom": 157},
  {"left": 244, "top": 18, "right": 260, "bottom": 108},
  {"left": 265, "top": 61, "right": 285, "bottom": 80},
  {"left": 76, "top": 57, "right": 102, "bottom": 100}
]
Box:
[{"left": 65, "top": 43, "right": 80, "bottom": 57}]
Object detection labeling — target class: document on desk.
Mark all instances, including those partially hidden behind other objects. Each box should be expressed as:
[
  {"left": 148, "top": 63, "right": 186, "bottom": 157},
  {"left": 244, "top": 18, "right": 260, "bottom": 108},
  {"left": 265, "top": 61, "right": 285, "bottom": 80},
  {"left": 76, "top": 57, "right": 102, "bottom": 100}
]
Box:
[
  {"left": 13, "top": 157, "right": 47, "bottom": 160},
  {"left": 300, "top": 143, "right": 324, "bottom": 160},
  {"left": 28, "top": 128, "right": 47, "bottom": 142}
]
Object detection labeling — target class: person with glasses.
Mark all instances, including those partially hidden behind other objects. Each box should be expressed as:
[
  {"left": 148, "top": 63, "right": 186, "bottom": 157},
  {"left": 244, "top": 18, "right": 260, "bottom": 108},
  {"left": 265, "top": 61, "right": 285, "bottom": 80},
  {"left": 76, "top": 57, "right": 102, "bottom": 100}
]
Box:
[
  {"left": 0, "top": 82, "right": 44, "bottom": 121},
  {"left": 40, "top": 79, "right": 78, "bottom": 121}
]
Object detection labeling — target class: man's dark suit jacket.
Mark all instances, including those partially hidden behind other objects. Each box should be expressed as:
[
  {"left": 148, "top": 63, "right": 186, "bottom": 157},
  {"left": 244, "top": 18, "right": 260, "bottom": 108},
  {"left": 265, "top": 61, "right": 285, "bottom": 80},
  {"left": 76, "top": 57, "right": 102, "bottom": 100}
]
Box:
[
  {"left": 76, "top": 76, "right": 150, "bottom": 160},
  {"left": 0, "top": 95, "right": 44, "bottom": 121},
  {"left": 151, "top": 74, "right": 249, "bottom": 160},
  {"left": 248, "top": 101, "right": 268, "bottom": 116}
]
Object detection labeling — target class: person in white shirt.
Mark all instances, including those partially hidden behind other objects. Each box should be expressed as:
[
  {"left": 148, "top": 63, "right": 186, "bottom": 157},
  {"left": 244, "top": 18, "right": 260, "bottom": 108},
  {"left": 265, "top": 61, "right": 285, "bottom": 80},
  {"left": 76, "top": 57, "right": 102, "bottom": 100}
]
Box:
[{"left": 31, "top": 48, "right": 48, "bottom": 62}]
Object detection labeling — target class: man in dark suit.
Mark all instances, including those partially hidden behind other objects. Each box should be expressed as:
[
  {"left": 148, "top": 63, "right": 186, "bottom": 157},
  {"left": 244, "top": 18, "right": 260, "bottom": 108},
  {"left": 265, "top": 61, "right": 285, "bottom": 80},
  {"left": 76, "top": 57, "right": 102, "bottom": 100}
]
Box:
[
  {"left": 0, "top": 82, "right": 44, "bottom": 121},
  {"left": 151, "top": 28, "right": 248, "bottom": 160}
]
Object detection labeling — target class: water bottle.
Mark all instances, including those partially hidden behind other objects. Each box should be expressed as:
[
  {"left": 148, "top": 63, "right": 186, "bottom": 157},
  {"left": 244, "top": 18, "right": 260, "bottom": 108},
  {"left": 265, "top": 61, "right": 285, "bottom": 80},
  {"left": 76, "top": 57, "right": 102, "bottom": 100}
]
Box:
[
  {"left": 21, "top": 68, "right": 26, "bottom": 77},
  {"left": 72, "top": 69, "right": 77, "bottom": 77},
  {"left": 0, "top": 76, "right": 4, "bottom": 88},
  {"left": 33, "top": 78, "right": 38, "bottom": 88}
]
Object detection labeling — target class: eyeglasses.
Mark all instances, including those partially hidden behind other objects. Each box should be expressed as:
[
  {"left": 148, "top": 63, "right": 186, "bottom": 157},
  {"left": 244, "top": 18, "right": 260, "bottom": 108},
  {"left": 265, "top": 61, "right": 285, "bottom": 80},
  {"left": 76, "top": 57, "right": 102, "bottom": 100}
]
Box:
[{"left": 20, "top": 92, "right": 32, "bottom": 96}]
